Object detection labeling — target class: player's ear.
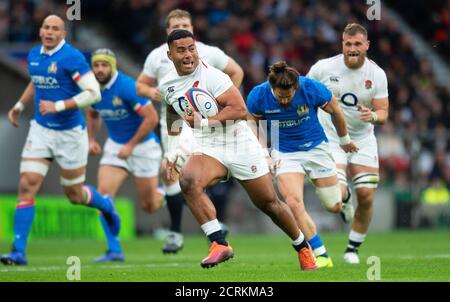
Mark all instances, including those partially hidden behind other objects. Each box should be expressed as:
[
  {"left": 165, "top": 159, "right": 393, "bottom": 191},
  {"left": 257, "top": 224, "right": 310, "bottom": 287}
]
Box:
[
  {"left": 167, "top": 50, "right": 173, "bottom": 62},
  {"left": 366, "top": 40, "right": 370, "bottom": 51}
]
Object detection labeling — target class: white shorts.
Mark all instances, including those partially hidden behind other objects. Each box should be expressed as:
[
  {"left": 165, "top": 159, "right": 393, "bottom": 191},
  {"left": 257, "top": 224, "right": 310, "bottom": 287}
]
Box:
[
  {"left": 100, "top": 138, "right": 162, "bottom": 177},
  {"left": 329, "top": 136, "right": 379, "bottom": 168},
  {"left": 273, "top": 142, "right": 337, "bottom": 179},
  {"left": 22, "top": 120, "right": 88, "bottom": 170},
  {"left": 192, "top": 126, "right": 269, "bottom": 181}
]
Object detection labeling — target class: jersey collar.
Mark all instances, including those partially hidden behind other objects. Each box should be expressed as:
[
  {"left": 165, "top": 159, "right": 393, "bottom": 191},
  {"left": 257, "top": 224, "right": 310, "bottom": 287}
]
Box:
[
  {"left": 40, "top": 39, "right": 66, "bottom": 56},
  {"left": 103, "top": 72, "right": 119, "bottom": 90}
]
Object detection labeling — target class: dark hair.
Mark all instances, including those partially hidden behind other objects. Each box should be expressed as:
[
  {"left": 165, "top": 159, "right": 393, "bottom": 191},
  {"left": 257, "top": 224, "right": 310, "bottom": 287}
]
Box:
[
  {"left": 268, "top": 61, "right": 299, "bottom": 90},
  {"left": 167, "top": 29, "right": 194, "bottom": 46}
]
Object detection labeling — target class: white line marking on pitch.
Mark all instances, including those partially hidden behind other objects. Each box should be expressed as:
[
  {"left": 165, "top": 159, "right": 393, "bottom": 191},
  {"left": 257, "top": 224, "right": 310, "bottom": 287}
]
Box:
[
  {"left": 398, "top": 254, "right": 450, "bottom": 260},
  {"left": 0, "top": 262, "right": 189, "bottom": 273}
]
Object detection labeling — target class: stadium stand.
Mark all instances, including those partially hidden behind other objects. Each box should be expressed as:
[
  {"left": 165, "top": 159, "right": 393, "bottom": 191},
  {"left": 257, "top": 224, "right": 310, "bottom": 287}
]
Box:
[{"left": 1, "top": 0, "right": 449, "bottom": 229}]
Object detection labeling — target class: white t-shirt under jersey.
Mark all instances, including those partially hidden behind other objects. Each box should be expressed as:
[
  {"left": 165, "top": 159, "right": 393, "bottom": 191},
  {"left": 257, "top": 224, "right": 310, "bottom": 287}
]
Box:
[
  {"left": 160, "top": 61, "right": 248, "bottom": 147},
  {"left": 308, "top": 54, "right": 388, "bottom": 142}
]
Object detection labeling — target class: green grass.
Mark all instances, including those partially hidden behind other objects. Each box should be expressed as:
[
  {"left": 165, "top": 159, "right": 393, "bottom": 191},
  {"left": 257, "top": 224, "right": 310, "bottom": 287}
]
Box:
[{"left": 0, "top": 230, "right": 449, "bottom": 282}]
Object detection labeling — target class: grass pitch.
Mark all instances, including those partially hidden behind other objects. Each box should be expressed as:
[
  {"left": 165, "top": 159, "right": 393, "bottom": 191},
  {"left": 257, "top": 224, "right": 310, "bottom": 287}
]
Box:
[{"left": 0, "top": 230, "right": 449, "bottom": 282}]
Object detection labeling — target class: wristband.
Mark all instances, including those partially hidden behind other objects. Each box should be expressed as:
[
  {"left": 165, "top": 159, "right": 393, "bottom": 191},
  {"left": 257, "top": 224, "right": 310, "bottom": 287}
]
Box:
[
  {"left": 14, "top": 101, "right": 25, "bottom": 112},
  {"left": 339, "top": 134, "right": 351, "bottom": 145},
  {"left": 55, "top": 100, "right": 66, "bottom": 112},
  {"left": 370, "top": 111, "right": 378, "bottom": 123},
  {"left": 200, "top": 119, "right": 209, "bottom": 128}
]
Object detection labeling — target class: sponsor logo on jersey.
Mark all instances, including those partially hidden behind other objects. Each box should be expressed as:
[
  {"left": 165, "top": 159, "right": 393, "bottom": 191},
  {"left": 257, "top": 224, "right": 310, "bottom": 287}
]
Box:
[
  {"left": 112, "top": 96, "right": 123, "bottom": 107},
  {"left": 251, "top": 165, "right": 257, "bottom": 173},
  {"left": 278, "top": 120, "right": 301, "bottom": 128},
  {"left": 31, "top": 75, "right": 59, "bottom": 89},
  {"left": 330, "top": 76, "right": 339, "bottom": 82},
  {"left": 265, "top": 109, "right": 281, "bottom": 114},
  {"left": 365, "top": 80, "right": 372, "bottom": 89},
  {"left": 296, "top": 104, "right": 309, "bottom": 116},
  {"left": 168, "top": 86, "right": 175, "bottom": 93},
  {"left": 97, "top": 108, "right": 130, "bottom": 120},
  {"left": 48, "top": 61, "right": 58, "bottom": 74}
]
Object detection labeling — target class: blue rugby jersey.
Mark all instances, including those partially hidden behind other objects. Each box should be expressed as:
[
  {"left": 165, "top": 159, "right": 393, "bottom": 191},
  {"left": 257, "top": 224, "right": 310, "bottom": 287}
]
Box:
[
  {"left": 246, "top": 76, "right": 332, "bottom": 153},
  {"left": 91, "top": 72, "right": 158, "bottom": 144},
  {"left": 28, "top": 40, "right": 90, "bottom": 129}
]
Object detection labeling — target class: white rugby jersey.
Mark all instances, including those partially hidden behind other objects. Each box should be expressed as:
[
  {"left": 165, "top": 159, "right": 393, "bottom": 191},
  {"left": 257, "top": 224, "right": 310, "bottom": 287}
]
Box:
[
  {"left": 143, "top": 41, "right": 230, "bottom": 129},
  {"left": 160, "top": 61, "right": 248, "bottom": 146},
  {"left": 308, "top": 54, "right": 388, "bottom": 142}
]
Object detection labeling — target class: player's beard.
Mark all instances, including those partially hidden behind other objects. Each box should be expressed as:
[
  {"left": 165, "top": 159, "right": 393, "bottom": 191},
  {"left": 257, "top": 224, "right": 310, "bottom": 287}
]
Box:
[
  {"left": 96, "top": 73, "right": 112, "bottom": 85},
  {"left": 344, "top": 52, "right": 366, "bottom": 69}
]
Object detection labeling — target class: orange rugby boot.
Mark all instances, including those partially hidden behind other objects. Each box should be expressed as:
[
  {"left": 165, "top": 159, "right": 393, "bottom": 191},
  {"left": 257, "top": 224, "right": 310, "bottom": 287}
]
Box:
[
  {"left": 298, "top": 245, "right": 318, "bottom": 271},
  {"left": 200, "top": 242, "right": 234, "bottom": 268}
]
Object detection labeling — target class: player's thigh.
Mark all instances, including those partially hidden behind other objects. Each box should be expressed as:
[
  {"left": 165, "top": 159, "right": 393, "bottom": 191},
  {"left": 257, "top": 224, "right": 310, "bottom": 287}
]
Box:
[
  {"left": 180, "top": 153, "right": 228, "bottom": 190},
  {"left": 18, "top": 158, "right": 51, "bottom": 197},
  {"left": 312, "top": 174, "right": 339, "bottom": 187},
  {"left": 276, "top": 172, "right": 305, "bottom": 202},
  {"left": 238, "top": 173, "right": 278, "bottom": 205},
  {"left": 348, "top": 163, "right": 378, "bottom": 176},
  {"left": 348, "top": 163, "right": 378, "bottom": 202},
  {"left": 98, "top": 165, "right": 129, "bottom": 196},
  {"left": 135, "top": 175, "right": 159, "bottom": 201}
]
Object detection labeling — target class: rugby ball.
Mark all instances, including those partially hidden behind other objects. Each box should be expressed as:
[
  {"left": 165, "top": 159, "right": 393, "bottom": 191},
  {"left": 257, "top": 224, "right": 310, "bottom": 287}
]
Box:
[{"left": 184, "top": 87, "right": 219, "bottom": 118}]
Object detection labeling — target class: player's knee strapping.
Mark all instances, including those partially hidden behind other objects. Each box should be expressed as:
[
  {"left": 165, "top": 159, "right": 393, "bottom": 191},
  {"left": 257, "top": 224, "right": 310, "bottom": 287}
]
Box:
[
  {"left": 336, "top": 168, "right": 348, "bottom": 187},
  {"left": 352, "top": 172, "right": 379, "bottom": 189},
  {"left": 60, "top": 174, "right": 86, "bottom": 186},
  {"left": 20, "top": 160, "right": 49, "bottom": 176},
  {"left": 316, "top": 184, "right": 341, "bottom": 211}
]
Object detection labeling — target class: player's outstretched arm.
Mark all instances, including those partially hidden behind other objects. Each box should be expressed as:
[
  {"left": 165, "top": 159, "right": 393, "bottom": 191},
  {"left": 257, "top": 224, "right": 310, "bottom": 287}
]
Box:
[
  {"left": 39, "top": 72, "right": 101, "bottom": 115},
  {"left": 358, "top": 98, "right": 389, "bottom": 125},
  {"left": 136, "top": 73, "right": 161, "bottom": 102},
  {"left": 86, "top": 108, "right": 102, "bottom": 155},
  {"left": 223, "top": 57, "right": 244, "bottom": 89},
  {"left": 321, "top": 97, "right": 358, "bottom": 153},
  {"left": 8, "top": 81, "right": 35, "bottom": 127}
]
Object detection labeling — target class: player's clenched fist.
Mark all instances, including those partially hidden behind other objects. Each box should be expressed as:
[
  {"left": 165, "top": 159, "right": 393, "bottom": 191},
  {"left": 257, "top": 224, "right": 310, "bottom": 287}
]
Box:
[{"left": 358, "top": 104, "right": 376, "bottom": 123}]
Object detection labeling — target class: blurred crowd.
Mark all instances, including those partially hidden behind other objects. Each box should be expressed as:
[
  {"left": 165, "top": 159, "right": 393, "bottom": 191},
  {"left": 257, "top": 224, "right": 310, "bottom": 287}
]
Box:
[
  {"left": 2, "top": 0, "right": 450, "bottom": 205},
  {"left": 389, "top": 0, "right": 450, "bottom": 65}
]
